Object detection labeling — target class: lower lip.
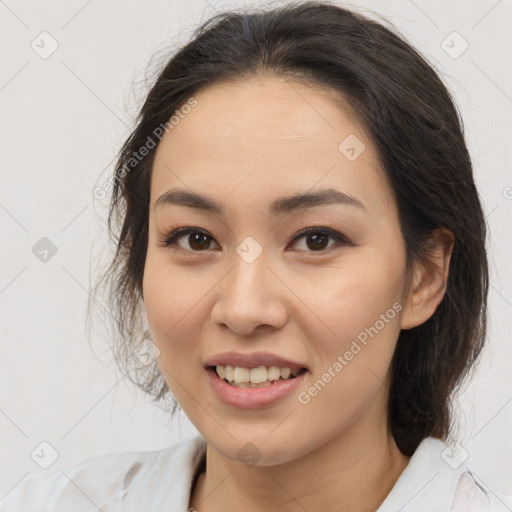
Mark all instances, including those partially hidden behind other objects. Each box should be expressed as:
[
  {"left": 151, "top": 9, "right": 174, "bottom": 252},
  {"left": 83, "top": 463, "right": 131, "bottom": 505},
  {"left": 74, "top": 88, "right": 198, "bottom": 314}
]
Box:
[{"left": 206, "top": 368, "right": 308, "bottom": 409}]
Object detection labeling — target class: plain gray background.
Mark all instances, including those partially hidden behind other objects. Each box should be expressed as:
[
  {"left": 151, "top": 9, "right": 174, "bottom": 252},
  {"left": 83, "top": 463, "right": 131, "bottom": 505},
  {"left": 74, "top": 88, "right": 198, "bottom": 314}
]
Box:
[{"left": 1, "top": 0, "right": 511, "bottom": 500}]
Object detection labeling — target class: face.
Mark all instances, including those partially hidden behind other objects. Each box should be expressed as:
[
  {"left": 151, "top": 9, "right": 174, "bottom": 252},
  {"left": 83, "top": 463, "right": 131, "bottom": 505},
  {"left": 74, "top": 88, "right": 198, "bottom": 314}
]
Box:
[{"left": 143, "top": 76, "right": 411, "bottom": 466}]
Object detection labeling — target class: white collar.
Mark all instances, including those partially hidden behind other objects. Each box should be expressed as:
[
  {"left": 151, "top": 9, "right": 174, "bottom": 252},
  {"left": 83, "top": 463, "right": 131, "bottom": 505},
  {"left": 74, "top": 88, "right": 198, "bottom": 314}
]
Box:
[
  {"left": 377, "top": 437, "right": 469, "bottom": 511},
  {"left": 122, "top": 435, "right": 470, "bottom": 511}
]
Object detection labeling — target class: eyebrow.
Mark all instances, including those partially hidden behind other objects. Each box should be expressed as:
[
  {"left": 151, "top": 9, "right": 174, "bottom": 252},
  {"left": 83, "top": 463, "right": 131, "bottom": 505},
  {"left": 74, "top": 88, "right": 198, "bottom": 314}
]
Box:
[{"left": 154, "top": 187, "right": 366, "bottom": 216}]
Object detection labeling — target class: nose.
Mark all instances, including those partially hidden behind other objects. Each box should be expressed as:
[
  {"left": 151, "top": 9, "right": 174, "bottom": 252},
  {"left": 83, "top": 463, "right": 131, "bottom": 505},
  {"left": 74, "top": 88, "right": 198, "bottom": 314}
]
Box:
[{"left": 210, "top": 250, "right": 288, "bottom": 336}]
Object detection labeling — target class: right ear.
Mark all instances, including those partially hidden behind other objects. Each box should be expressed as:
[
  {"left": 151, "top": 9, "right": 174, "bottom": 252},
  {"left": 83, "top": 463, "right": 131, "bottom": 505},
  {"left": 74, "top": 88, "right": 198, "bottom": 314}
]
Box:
[{"left": 400, "top": 228, "right": 454, "bottom": 330}]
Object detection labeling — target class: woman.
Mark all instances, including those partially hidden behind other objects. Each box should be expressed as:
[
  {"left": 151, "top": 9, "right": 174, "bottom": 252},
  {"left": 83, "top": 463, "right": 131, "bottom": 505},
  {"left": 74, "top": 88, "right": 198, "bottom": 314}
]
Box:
[{"left": 2, "top": 1, "right": 511, "bottom": 510}]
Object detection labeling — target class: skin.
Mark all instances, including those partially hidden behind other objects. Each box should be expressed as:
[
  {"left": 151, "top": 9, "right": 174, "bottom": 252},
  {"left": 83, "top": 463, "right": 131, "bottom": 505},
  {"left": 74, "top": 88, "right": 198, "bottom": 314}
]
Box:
[{"left": 142, "top": 76, "right": 454, "bottom": 512}]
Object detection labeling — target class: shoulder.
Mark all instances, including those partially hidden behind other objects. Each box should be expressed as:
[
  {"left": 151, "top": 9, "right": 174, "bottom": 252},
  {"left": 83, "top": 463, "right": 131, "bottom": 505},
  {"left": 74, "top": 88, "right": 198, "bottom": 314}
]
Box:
[
  {"left": 0, "top": 435, "right": 206, "bottom": 512},
  {"left": 452, "top": 471, "right": 512, "bottom": 512},
  {"left": 377, "top": 437, "right": 512, "bottom": 512}
]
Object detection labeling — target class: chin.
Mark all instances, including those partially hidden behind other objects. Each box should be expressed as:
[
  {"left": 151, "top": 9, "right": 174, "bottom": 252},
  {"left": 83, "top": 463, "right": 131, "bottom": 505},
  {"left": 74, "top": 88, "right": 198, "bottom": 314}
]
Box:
[{"left": 204, "top": 427, "right": 312, "bottom": 468}]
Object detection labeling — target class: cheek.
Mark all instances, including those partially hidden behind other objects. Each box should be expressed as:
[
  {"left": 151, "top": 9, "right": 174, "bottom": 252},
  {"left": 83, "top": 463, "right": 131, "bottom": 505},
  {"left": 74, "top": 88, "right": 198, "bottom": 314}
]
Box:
[
  {"left": 142, "top": 254, "right": 204, "bottom": 355},
  {"left": 142, "top": 256, "right": 212, "bottom": 409},
  {"left": 299, "top": 254, "right": 405, "bottom": 354},
  {"left": 293, "top": 250, "right": 405, "bottom": 414},
  {"left": 294, "top": 266, "right": 404, "bottom": 434}
]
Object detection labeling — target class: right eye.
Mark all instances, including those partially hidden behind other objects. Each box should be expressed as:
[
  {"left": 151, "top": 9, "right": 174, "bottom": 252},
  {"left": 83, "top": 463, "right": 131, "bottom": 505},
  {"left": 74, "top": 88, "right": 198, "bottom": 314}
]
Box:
[{"left": 160, "top": 227, "right": 219, "bottom": 252}]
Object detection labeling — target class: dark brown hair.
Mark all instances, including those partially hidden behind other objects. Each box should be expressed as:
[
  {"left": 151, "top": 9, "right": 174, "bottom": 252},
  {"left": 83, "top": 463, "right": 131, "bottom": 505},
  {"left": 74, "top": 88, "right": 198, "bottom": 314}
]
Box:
[{"left": 90, "top": 0, "right": 488, "bottom": 456}]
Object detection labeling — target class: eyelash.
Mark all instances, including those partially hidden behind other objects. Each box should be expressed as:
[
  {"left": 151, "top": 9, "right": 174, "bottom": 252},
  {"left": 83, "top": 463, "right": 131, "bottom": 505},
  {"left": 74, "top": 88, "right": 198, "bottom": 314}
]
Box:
[{"left": 159, "top": 226, "right": 350, "bottom": 253}]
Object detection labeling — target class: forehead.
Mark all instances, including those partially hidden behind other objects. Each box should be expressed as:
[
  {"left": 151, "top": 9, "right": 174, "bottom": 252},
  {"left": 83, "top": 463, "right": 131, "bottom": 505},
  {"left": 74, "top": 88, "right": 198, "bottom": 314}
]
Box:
[{"left": 150, "top": 76, "right": 393, "bottom": 215}]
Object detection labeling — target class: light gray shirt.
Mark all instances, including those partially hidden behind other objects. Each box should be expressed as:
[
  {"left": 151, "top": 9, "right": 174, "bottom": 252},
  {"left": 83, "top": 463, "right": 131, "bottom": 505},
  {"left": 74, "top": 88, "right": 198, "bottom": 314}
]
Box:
[{"left": 1, "top": 435, "right": 511, "bottom": 511}]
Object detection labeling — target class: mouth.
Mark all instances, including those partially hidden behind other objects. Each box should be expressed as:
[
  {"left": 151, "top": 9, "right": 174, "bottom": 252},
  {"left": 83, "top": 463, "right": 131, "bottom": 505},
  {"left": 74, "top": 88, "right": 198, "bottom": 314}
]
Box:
[
  {"left": 205, "top": 365, "right": 310, "bottom": 408},
  {"left": 207, "top": 364, "right": 309, "bottom": 388}
]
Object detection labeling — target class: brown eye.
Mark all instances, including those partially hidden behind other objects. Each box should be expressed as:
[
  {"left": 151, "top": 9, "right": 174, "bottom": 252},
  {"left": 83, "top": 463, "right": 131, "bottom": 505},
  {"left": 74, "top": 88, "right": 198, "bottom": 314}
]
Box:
[
  {"left": 302, "top": 232, "right": 331, "bottom": 251},
  {"left": 161, "top": 228, "right": 218, "bottom": 251},
  {"left": 289, "top": 227, "right": 349, "bottom": 252},
  {"left": 186, "top": 232, "right": 213, "bottom": 251}
]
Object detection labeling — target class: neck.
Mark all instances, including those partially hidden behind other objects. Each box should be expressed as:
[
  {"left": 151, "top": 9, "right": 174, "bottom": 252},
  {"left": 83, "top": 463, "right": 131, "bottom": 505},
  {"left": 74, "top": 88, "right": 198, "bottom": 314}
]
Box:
[{"left": 190, "top": 411, "right": 411, "bottom": 512}]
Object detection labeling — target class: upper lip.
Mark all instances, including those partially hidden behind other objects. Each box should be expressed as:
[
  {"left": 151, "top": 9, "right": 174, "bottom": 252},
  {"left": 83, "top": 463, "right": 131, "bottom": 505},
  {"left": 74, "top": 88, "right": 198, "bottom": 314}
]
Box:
[{"left": 204, "top": 351, "right": 308, "bottom": 371}]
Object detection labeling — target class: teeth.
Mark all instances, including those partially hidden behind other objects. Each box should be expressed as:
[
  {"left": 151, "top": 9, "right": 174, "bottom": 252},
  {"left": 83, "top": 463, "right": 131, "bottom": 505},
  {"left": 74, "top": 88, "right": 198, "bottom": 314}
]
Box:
[
  {"left": 225, "top": 365, "right": 235, "bottom": 381},
  {"left": 267, "top": 366, "right": 281, "bottom": 381},
  {"left": 230, "top": 381, "right": 273, "bottom": 388},
  {"left": 249, "top": 366, "right": 267, "bottom": 384},
  {"left": 214, "top": 364, "right": 303, "bottom": 385},
  {"left": 233, "top": 367, "right": 250, "bottom": 383}
]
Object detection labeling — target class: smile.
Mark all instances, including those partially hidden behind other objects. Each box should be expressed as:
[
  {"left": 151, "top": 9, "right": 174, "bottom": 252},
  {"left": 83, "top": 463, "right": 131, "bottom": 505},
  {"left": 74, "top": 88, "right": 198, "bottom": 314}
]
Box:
[
  {"left": 206, "top": 366, "right": 309, "bottom": 408},
  {"left": 214, "top": 364, "right": 307, "bottom": 387}
]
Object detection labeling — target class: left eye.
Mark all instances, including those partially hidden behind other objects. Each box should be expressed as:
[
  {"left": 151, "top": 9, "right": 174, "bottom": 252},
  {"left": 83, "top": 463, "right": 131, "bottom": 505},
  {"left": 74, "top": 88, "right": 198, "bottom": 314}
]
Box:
[
  {"left": 288, "top": 227, "right": 349, "bottom": 252},
  {"left": 160, "top": 227, "right": 349, "bottom": 253}
]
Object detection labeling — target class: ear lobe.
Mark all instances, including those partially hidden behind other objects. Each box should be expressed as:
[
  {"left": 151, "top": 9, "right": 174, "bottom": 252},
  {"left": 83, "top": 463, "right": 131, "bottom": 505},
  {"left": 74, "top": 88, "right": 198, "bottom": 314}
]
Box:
[{"left": 400, "top": 228, "right": 455, "bottom": 330}]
